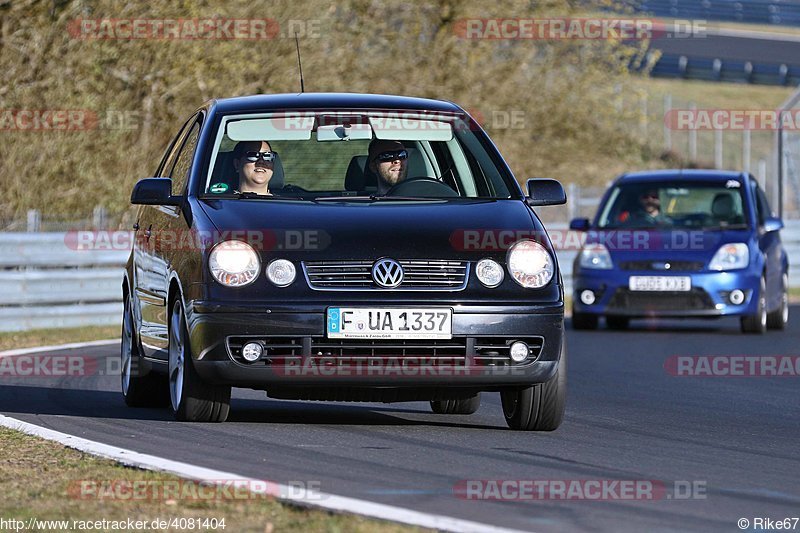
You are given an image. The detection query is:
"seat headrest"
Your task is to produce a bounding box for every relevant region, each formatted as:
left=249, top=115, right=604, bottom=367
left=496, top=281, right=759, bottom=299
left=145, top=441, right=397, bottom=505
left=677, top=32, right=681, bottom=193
left=345, top=155, right=378, bottom=191
left=711, top=193, right=733, bottom=218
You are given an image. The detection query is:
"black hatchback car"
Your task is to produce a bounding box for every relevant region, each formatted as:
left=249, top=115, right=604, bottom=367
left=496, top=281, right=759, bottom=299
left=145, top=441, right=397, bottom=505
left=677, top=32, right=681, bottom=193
left=122, top=93, right=567, bottom=430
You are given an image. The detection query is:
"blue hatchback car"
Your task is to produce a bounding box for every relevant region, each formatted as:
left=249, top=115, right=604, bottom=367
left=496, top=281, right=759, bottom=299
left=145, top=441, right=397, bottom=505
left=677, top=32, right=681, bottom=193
left=570, top=170, right=789, bottom=333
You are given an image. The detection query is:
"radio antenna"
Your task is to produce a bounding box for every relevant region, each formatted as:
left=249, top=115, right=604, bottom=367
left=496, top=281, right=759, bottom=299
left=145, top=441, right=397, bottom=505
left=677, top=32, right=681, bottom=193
left=295, top=32, right=305, bottom=93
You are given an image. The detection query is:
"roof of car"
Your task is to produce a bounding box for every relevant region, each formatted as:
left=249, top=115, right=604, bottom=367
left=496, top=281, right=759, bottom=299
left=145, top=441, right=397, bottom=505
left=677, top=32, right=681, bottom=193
left=617, top=169, right=748, bottom=183
left=209, top=93, right=463, bottom=114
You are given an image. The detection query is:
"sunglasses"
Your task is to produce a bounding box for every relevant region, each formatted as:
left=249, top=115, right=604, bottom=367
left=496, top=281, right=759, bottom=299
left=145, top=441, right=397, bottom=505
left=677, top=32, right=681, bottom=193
left=244, top=151, right=276, bottom=163
left=375, top=150, right=408, bottom=162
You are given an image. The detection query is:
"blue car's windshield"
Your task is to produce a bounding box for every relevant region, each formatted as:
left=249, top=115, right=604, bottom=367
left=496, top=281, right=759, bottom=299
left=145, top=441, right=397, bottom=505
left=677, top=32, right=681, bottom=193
left=597, top=180, right=749, bottom=230
left=202, top=111, right=514, bottom=200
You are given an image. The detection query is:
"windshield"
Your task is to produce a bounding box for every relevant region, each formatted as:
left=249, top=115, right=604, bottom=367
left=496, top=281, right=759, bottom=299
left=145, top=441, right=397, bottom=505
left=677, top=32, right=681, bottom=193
left=596, top=180, right=749, bottom=229
left=203, top=111, right=513, bottom=200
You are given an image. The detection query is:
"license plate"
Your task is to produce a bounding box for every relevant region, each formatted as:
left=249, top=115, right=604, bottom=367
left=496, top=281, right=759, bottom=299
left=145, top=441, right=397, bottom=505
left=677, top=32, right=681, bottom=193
left=629, top=276, right=691, bottom=292
left=327, top=308, right=453, bottom=339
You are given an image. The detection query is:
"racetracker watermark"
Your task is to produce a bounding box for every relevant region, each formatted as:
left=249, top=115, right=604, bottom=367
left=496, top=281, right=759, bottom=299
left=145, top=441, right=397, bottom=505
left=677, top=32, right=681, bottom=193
left=450, top=229, right=710, bottom=252
left=68, top=479, right=323, bottom=501
left=665, top=109, right=800, bottom=131
left=453, top=18, right=706, bottom=40
left=269, top=357, right=532, bottom=379
left=453, top=479, right=707, bottom=500
left=665, top=356, right=800, bottom=377
left=0, top=109, right=144, bottom=132
left=68, top=18, right=279, bottom=40
left=0, top=355, right=107, bottom=378
left=64, top=229, right=327, bottom=252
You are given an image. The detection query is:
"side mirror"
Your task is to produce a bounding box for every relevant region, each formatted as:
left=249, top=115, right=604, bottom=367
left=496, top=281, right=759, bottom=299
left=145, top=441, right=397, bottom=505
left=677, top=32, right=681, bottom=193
left=570, top=218, right=591, bottom=231
left=131, top=178, right=181, bottom=206
left=763, top=217, right=784, bottom=233
left=526, top=178, right=567, bottom=206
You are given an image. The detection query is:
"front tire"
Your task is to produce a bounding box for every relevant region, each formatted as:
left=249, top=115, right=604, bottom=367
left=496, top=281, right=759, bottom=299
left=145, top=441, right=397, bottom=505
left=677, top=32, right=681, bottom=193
left=741, top=276, right=767, bottom=334
left=766, top=272, right=789, bottom=330
left=169, top=300, right=231, bottom=422
left=121, top=295, right=169, bottom=408
left=430, top=394, right=481, bottom=415
left=501, top=342, right=566, bottom=431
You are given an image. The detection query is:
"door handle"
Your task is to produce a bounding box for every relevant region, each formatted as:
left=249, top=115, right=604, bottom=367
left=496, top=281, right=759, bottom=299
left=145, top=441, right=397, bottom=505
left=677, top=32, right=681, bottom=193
left=145, top=225, right=153, bottom=240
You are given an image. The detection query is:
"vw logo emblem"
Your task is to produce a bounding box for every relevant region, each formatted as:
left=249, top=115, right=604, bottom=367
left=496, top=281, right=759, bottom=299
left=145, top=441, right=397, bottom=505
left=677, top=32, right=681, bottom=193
left=372, top=258, right=404, bottom=288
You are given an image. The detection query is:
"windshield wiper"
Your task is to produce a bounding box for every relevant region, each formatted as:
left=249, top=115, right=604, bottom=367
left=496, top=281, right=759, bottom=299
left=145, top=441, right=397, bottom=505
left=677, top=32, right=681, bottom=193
left=236, top=192, right=305, bottom=200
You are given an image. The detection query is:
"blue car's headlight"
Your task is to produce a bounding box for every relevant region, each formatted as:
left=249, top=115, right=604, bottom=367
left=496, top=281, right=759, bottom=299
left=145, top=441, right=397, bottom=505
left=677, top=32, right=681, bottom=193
left=579, top=244, right=613, bottom=270
left=709, top=243, right=749, bottom=271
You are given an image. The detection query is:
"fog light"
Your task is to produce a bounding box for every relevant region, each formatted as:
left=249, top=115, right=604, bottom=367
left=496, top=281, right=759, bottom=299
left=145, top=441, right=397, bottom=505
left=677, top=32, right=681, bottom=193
left=729, top=289, right=745, bottom=305
left=241, top=342, right=263, bottom=362
left=580, top=289, right=596, bottom=305
left=509, top=341, right=529, bottom=363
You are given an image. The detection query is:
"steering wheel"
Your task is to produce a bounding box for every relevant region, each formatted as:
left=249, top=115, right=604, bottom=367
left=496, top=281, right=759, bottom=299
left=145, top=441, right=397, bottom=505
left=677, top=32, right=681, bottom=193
left=385, top=176, right=459, bottom=198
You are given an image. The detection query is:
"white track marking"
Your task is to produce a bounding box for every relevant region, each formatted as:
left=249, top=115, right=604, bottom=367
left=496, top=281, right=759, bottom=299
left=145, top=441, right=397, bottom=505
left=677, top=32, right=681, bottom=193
left=0, top=339, right=118, bottom=357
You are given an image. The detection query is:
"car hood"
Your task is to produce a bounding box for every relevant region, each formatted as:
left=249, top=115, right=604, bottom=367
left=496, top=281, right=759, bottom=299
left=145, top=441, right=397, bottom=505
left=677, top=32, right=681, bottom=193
left=585, top=228, right=752, bottom=265
left=198, top=198, right=548, bottom=260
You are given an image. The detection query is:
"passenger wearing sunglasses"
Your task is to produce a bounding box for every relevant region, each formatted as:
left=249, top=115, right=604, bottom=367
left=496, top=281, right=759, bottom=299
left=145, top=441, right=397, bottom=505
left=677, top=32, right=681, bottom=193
left=232, top=140, right=276, bottom=195
left=368, top=139, right=409, bottom=195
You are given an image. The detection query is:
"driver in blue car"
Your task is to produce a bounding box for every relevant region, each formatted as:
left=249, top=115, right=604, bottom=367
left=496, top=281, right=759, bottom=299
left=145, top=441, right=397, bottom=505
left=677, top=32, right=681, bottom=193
left=627, top=187, right=672, bottom=226
left=368, top=139, right=408, bottom=194
left=232, top=140, right=275, bottom=195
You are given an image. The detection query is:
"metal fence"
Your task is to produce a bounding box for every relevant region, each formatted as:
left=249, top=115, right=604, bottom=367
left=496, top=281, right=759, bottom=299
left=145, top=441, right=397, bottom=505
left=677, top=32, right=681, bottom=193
left=0, top=233, right=126, bottom=332
left=1, top=219, right=797, bottom=331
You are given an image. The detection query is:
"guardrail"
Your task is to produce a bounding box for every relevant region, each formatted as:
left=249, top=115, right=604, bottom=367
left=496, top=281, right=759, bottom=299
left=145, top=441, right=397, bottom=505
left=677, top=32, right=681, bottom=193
left=0, top=233, right=127, bottom=332
left=0, top=223, right=797, bottom=332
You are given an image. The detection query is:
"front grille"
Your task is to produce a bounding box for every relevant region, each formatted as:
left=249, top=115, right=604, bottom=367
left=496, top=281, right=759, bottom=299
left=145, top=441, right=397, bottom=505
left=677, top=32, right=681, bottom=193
left=226, top=335, right=543, bottom=366
left=607, top=288, right=715, bottom=311
left=302, top=260, right=469, bottom=291
left=619, top=260, right=704, bottom=272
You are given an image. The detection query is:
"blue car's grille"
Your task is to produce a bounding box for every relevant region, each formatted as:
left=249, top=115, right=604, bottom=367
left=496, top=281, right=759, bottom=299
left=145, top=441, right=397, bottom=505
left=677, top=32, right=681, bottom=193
left=619, top=260, right=704, bottom=272
left=302, top=260, right=469, bottom=291
left=607, top=288, right=715, bottom=311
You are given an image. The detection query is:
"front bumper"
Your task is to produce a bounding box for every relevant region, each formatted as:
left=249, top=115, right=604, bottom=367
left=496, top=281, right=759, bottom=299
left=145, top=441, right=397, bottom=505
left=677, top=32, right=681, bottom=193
left=186, top=301, right=564, bottom=388
left=573, top=268, right=760, bottom=317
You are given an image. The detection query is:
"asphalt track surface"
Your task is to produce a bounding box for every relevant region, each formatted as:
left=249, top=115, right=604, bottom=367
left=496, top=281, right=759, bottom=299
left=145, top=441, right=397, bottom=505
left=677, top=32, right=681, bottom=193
left=2, top=311, right=799, bottom=532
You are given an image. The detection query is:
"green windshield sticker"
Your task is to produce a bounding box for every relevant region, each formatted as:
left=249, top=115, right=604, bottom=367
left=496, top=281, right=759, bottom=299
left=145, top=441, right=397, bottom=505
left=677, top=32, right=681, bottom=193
left=209, top=183, right=229, bottom=193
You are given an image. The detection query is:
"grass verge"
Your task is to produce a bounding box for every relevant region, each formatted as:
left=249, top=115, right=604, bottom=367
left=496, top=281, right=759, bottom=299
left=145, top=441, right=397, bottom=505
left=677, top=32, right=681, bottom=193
left=0, top=325, right=121, bottom=352
left=0, top=427, right=424, bottom=533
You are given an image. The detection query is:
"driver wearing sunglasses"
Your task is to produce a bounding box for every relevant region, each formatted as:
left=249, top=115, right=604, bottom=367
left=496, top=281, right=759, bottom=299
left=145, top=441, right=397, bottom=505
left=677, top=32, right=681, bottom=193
left=368, top=139, right=409, bottom=195
left=232, top=140, right=276, bottom=195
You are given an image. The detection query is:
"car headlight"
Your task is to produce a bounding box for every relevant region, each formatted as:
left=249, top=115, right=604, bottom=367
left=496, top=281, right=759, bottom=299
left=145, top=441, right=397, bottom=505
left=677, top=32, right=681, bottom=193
left=709, top=243, right=749, bottom=271
left=476, top=258, right=504, bottom=287
left=579, top=243, right=613, bottom=270
left=266, top=259, right=296, bottom=287
left=507, top=240, right=554, bottom=288
left=208, top=240, right=261, bottom=287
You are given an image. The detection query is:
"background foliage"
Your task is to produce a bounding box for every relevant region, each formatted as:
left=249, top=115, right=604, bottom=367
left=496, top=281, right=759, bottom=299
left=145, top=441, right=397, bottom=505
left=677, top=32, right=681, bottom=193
left=0, top=0, right=653, bottom=219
